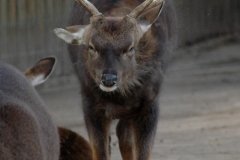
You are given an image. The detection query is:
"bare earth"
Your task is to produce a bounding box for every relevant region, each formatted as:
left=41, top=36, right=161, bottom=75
left=40, top=42, right=240, bottom=160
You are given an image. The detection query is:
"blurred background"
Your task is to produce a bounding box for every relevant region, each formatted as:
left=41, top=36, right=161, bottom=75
left=0, top=0, right=239, bottom=91
left=1, top=0, right=240, bottom=159
left=0, top=0, right=75, bottom=90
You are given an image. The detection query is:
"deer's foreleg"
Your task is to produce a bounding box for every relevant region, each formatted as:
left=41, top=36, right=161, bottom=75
left=132, top=102, right=159, bottom=160
left=84, top=111, right=111, bottom=160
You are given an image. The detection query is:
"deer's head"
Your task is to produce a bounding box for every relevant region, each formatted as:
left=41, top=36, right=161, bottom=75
left=54, top=0, right=165, bottom=93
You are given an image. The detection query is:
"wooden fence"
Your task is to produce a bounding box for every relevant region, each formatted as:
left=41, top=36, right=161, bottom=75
left=0, top=0, right=240, bottom=90
left=174, top=0, right=240, bottom=46
left=0, top=0, right=76, bottom=89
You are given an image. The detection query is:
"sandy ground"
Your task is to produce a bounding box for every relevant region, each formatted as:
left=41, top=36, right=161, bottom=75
left=40, top=42, right=240, bottom=160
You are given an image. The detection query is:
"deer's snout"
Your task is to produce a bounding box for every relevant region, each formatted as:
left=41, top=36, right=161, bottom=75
left=101, top=69, right=117, bottom=87
left=101, top=74, right=117, bottom=87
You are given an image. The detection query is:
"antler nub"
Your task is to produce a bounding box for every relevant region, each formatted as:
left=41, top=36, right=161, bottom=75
left=76, top=0, right=101, bottom=16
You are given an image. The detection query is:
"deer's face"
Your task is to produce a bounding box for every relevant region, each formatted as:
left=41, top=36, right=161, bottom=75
left=54, top=0, right=165, bottom=92
left=84, top=16, right=142, bottom=92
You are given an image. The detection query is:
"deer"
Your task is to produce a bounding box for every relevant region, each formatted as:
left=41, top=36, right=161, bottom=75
left=25, top=58, right=93, bottom=160
left=0, top=57, right=93, bottom=160
left=0, top=57, right=60, bottom=160
left=26, top=58, right=93, bottom=160
left=54, top=0, right=176, bottom=159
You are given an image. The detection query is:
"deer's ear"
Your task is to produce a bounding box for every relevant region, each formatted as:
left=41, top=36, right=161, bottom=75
left=24, top=57, right=56, bottom=86
left=137, top=1, right=165, bottom=33
left=53, top=25, right=88, bottom=45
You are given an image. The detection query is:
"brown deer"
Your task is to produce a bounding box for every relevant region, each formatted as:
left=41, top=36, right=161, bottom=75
left=0, top=57, right=59, bottom=160
left=54, top=0, right=176, bottom=159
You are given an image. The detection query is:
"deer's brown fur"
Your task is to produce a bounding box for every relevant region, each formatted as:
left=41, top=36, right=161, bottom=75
left=58, top=127, right=93, bottom=160
left=54, top=0, right=177, bottom=159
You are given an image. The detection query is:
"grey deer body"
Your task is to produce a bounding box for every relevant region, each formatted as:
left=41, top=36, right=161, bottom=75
left=0, top=58, right=59, bottom=160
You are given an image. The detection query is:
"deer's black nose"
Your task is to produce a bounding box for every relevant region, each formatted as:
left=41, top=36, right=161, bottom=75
left=101, top=74, right=117, bottom=87
left=101, top=69, right=117, bottom=87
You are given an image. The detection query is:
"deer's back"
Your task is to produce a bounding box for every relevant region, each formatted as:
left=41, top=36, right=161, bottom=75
left=0, top=62, right=59, bottom=160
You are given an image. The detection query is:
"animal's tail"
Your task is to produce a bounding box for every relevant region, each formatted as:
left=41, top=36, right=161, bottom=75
left=58, top=127, right=93, bottom=160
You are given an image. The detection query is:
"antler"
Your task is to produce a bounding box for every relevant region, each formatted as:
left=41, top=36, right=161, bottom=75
left=76, top=0, right=101, bottom=16
left=128, top=0, right=164, bottom=19
left=128, top=0, right=153, bottom=18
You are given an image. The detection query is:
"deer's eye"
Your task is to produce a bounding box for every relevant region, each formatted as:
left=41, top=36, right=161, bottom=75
left=88, top=45, right=98, bottom=57
left=88, top=45, right=95, bottom=51
left=126, top=47, right=135, bottom=57
left=129, top=47, right=135, bottom=52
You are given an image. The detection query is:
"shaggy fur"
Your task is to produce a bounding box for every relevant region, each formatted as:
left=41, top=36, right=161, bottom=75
left=55, top=0, right=177, bottom=159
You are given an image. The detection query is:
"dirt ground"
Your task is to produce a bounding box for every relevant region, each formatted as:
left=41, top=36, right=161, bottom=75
left=40, top=42, right=240, bottom=160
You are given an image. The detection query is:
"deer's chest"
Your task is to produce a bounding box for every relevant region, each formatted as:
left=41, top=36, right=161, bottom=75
left=96, top=96, right=142, bottom=119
